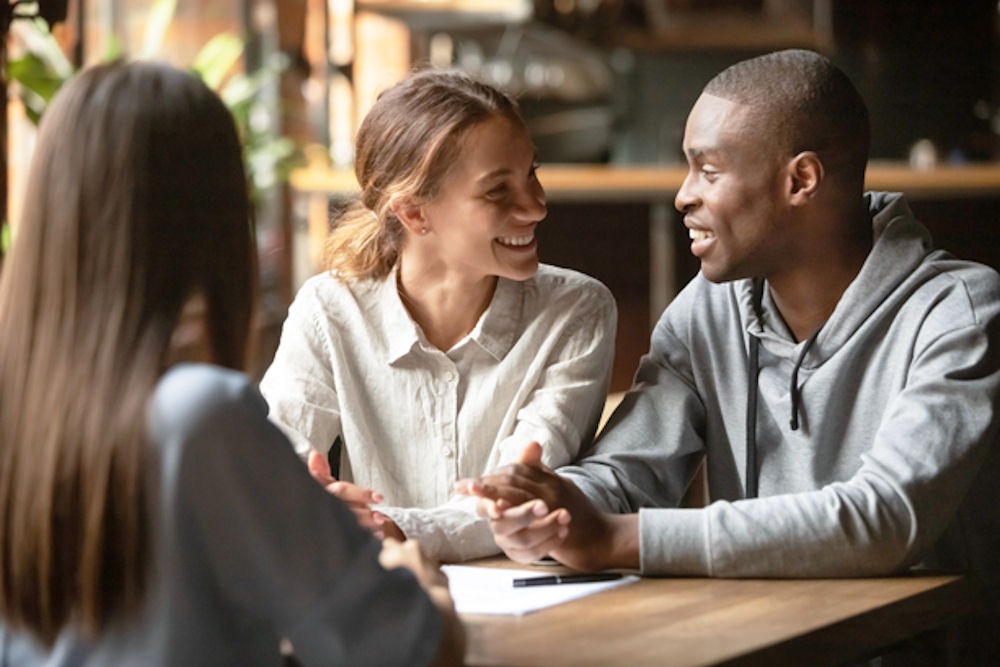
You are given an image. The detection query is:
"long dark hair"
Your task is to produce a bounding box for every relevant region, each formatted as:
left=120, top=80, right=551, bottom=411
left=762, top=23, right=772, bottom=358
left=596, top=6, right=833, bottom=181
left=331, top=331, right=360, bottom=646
left=0, top=60, right=255, bottom=644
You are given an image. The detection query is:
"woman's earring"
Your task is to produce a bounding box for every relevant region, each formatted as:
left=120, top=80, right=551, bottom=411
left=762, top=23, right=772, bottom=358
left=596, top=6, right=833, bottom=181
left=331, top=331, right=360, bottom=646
left=420, top=227, right=428, bottom=235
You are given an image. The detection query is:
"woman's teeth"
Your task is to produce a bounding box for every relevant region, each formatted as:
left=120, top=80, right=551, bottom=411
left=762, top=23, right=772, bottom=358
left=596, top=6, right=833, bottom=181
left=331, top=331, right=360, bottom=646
left=497, top=234, right=534, bottom=247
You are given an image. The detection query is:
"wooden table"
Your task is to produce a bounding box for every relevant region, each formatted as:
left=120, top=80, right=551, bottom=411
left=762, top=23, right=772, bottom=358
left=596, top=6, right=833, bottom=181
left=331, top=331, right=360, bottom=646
left=459, top=559, right=979, bottom=667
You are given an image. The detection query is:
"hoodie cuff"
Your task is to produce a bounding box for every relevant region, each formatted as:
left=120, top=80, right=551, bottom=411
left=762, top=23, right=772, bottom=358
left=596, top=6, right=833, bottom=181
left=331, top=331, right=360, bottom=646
left=639, top=507, right=711, bottom=576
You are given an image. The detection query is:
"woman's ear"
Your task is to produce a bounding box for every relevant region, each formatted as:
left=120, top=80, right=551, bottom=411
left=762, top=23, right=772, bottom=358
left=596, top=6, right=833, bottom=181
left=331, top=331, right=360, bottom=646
left=390, top=196, right=429, bottom=237
left=787, top=151, right=823, bottom=204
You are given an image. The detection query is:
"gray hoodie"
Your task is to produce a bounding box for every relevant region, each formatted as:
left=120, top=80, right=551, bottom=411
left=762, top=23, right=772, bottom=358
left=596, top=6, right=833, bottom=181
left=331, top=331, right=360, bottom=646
left=562, top=192, right=999, bottom=614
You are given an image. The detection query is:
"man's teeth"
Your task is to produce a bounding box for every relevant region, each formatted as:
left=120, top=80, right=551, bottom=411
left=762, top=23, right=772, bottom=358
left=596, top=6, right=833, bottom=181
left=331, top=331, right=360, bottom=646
left=498, top=234, right=534, bottom=246
left=689, top=229, right=714, bottom=242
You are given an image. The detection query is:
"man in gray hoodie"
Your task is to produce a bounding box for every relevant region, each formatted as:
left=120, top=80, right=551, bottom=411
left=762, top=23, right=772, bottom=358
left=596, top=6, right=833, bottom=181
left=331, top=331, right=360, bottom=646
left=460, top=49, right=1000, bottom=661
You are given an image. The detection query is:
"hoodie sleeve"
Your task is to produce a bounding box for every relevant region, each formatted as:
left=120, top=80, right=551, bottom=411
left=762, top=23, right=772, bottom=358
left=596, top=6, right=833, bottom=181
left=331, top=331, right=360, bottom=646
left=636, top=287, right=1000, bottom=577
left=558, top=281, right=710, bottom=516
left=563, top=269, right=1000, bottom=579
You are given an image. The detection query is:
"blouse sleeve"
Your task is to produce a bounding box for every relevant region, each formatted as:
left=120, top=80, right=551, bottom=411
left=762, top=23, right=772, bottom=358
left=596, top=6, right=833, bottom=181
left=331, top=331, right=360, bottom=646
left=150, top=365, right=442, bottom=667
left=493, top=283, right=618, bottom=470
left=259, top=290, right=342, bottom=459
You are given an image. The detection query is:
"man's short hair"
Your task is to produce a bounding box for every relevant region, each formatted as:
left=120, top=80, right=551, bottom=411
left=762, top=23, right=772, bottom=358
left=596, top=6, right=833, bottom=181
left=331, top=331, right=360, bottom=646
left=704, top=49, right=870, bottom=187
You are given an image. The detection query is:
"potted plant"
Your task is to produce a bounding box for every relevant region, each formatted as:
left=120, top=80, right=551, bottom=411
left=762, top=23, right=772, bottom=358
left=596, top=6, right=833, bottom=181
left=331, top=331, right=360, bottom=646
left=3, top=0, right=300, bottom=251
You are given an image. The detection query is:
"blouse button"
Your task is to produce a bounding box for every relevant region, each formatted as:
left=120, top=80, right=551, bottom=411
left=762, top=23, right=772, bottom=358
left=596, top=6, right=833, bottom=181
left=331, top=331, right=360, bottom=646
left=442, top=446, right=454, bottom=458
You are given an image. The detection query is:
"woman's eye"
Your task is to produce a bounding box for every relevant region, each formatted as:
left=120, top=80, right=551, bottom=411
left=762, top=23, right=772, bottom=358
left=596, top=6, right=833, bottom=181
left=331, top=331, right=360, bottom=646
left=485, top=185, right=508, bottom=200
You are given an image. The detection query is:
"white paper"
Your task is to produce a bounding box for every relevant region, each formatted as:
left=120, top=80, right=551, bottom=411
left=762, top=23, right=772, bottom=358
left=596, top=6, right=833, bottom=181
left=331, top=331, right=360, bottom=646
left=441, top=564, right=638, bottom=615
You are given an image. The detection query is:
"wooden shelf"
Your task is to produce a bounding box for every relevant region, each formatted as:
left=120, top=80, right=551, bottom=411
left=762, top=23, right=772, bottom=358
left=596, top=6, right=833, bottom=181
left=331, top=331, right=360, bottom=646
left=291, top=161, right=1000, bottom=202
left=357, top=0, right=531, bottom=27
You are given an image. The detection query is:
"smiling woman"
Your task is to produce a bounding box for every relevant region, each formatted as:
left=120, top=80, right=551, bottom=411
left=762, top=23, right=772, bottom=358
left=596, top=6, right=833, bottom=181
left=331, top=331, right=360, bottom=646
left=259, top=67, right=617, bottom=562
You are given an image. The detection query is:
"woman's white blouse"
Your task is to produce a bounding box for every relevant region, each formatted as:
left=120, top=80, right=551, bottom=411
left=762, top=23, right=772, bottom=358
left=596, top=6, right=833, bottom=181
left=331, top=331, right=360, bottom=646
left=259, top=264, right=617, bottom=561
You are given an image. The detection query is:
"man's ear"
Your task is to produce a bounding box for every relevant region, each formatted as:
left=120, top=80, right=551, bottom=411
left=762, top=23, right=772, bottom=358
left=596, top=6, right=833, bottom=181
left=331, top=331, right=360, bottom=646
left=390, top=196, right=428, bottom=236
left=787, top=151, right=823, bottom=204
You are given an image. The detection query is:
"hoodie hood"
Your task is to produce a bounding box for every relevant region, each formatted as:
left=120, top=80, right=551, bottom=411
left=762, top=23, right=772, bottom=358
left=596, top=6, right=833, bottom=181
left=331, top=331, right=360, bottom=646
left=738, top=192, right=940, bottom=454
left=739, top=191, right=936, bottom=364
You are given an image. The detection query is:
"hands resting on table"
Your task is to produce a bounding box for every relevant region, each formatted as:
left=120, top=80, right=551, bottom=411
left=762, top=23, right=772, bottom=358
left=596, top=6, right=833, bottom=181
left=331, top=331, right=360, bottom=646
left=303, top=439, right=639, bottom=572
left=455, top=442, right=639, bottom=572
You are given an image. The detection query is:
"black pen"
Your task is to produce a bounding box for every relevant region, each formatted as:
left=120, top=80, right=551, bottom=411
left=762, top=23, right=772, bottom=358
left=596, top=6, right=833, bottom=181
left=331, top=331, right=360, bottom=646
left=512, top=573, right=624, bottom=588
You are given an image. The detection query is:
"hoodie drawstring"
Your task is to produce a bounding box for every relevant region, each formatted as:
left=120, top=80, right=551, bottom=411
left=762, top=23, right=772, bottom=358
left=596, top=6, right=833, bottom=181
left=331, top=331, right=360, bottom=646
left=746, top=334, right=761, bottom=498
left=745, top=279, right=765, bottom=499
left=745, top=279, right=821, bottom=498
left=789, top=328, right=821, bottom=430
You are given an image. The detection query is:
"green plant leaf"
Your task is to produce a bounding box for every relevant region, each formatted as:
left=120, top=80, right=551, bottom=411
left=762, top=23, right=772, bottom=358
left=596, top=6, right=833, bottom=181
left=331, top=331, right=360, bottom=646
left=8, top=53, right=64, bottom=122
left=5, top=10, right=301, bottom=209
left=192, top=32, right=244, bottom=90
left=102, top=33, right=124, bottom=62
left=1, top=220, right=12, bottom=255
left=219, top=71, right=261, bottom=111
left=10, top=19, right=73, bottom=78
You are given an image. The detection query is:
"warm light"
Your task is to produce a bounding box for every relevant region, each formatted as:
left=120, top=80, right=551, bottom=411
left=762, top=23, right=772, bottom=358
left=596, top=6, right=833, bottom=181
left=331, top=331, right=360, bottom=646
left=554, top=0, right=575, bottom=15
left=328, top=0, right=354, bottom=66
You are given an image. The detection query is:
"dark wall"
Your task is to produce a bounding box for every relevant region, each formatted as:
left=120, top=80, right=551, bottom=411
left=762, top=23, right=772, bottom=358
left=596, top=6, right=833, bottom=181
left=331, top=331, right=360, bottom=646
left=833, top=0, right=997, bottom=162
left=607, top=1, right=998, bottom=165
left=535, top=203, right=652, bottom=392
left=907, top=197, right=1000, bottom=270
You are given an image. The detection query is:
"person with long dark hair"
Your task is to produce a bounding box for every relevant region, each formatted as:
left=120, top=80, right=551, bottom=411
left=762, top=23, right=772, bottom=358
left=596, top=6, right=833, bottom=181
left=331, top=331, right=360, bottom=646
left=0, top=60, right=463, bottom=667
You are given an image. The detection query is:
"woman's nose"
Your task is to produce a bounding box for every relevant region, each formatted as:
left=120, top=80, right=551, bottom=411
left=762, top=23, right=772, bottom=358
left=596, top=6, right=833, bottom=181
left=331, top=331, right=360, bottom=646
left=516, top=182, right=547, bottom=222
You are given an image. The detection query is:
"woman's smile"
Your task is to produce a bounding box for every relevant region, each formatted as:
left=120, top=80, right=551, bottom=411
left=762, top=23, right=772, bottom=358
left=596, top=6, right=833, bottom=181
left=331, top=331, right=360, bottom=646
left=495, top=233, right=536, bottom=250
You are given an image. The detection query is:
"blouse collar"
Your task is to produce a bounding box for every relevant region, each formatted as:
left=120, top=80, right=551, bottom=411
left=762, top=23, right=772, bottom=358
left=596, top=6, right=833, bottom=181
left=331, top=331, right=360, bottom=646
left=382, top=266, right=524, bottom=364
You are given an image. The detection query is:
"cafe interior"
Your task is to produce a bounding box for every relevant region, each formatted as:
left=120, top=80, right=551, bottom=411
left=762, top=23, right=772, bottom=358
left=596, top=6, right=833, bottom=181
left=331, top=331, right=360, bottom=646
left=0, top=2, right=997, bottom=663
left=2, top=0, right=998, bottom=388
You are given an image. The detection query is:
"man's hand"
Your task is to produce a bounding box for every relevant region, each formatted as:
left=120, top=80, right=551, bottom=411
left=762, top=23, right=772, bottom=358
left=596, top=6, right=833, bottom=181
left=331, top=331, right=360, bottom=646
left=457, top=442, right=635, bottom=571
left=307, top=449, right=403, bottom=540
left=456, top=442, right=569, bottom=562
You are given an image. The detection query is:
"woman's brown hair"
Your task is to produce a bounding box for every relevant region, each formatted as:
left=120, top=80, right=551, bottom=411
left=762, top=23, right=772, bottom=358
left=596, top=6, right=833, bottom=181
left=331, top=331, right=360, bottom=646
left=0, top=60, right=255, bottom=644
left=324, top=67, right=527, bottom=280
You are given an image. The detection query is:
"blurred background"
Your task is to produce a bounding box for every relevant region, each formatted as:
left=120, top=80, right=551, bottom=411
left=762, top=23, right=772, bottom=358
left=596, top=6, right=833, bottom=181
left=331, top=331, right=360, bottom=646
left=1, top=0, right=999, bottom=386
